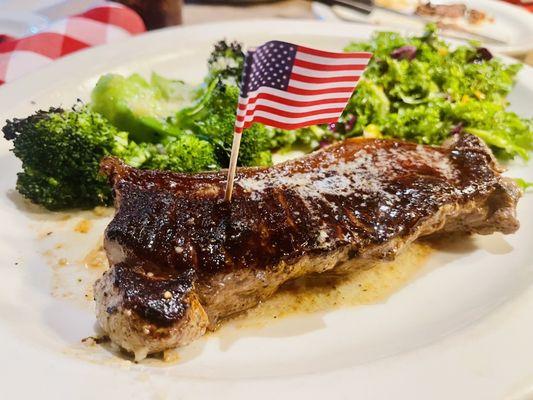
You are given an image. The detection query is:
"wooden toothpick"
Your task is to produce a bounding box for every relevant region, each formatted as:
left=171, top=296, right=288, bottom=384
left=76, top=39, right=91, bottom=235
left=224, top=129, right=242, bottom=202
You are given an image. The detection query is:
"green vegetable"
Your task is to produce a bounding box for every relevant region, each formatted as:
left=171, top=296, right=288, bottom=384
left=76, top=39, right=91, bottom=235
left=269, top=125, right=334, bottom=153
left=6, top=31, right=531, bottom=211
left=144, top=135, right=218, bottom=172
left=2, top=107, right=149, bottom=210
left=342, top=24, right=533, bottom=159
left=514, top=178, right=533, bottom=191
left=174, top=78, right=272, bottom=167
left=91, top=73, right=183, bottom=142
left=150, top=72, right=193, bottom=103
left=205, top=40, right=245, bottom=87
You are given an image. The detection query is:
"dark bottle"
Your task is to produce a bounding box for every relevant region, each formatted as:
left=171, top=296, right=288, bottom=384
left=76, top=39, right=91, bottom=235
left=116, top=0, right=183, bottom=30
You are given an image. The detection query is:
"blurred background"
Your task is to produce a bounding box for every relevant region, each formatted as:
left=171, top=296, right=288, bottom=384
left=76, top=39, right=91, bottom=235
left=0, top=0, right=532, bottom=63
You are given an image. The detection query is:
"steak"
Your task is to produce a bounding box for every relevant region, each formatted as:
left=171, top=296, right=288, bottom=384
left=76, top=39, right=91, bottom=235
left=94, top=134, right=521, bottom=360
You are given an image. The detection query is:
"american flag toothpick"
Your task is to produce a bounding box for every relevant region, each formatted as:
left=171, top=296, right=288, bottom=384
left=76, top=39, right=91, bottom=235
left=224, top=40, right=372, bottom=202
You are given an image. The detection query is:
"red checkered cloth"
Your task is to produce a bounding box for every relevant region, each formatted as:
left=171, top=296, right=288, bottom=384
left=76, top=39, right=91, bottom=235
left=0, top=2, right=145, bottom=85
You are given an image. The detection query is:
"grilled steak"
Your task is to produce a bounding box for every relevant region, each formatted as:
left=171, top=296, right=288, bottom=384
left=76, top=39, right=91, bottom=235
left=95, top=135, right=520, bottom=360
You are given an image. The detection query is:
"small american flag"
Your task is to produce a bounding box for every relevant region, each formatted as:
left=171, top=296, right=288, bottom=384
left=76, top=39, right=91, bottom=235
left=234, top=40, right=372, bottom=134
left=224, top=40, right=372, bottom=201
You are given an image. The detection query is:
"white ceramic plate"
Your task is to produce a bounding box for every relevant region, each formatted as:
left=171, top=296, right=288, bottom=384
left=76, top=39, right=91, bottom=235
left=0, top=20, right=532, bottom=400
left=313, top=0, right=533, bottom=55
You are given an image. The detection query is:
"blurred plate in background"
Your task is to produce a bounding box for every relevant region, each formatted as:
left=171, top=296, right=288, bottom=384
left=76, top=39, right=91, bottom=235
left=313, top=0, right=533, bottom=54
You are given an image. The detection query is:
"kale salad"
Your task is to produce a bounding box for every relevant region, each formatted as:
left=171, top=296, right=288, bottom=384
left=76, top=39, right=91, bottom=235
left=3, top=25, right=532, bottom=210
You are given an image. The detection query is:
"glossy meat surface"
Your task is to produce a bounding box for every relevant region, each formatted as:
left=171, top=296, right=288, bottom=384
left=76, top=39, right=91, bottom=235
left=95, top=135, right=521, bottom=357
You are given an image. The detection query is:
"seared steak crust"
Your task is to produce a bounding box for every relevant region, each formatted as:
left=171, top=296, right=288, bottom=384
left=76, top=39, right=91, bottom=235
left=95, top=135, right=520, bottom=358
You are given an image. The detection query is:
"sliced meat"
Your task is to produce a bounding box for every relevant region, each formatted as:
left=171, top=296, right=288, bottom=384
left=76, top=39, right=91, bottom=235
left=94, top=135, right=521, bottom=359
left=416, top=2, right=467, bottom=18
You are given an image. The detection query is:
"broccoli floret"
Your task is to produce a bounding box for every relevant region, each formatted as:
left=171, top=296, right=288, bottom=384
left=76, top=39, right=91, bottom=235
left=175, top=79, right=272, bottom=167
left=206, top=40, right=245, bottom=87
left=2, top=107, right=149, bottom=210
left=144, top=135, right=218, bottom=172
left=204, top=40, right=333, bottom=154
left=178, top=40, right=267, bottom=166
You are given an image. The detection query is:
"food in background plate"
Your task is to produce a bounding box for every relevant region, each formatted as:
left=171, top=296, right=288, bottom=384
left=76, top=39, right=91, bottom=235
left=416, top=2, right=494, bottom=25
left=416, top=2, right=467, bottom=18
left=94, top=134, right=520, bottom=359
left=467, top=9, right=492, bottom=25
left=375, top=0, right=420, bottom=11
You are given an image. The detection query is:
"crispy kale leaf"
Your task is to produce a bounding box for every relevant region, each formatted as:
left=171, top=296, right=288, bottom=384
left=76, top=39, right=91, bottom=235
left=342, top=25, right=532, bottom=159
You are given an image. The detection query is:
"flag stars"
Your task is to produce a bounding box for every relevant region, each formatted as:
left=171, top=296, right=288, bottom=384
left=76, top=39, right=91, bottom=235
left=241, top=40, right=298, bottom=95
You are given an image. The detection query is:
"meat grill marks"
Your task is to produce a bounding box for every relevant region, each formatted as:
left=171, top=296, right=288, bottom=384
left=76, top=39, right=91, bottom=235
left=95, top=134, right=521, bottom=358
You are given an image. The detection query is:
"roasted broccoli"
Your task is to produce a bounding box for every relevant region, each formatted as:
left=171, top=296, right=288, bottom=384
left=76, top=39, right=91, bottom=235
left=143, top=135, right=218, bottom=172
left=205, top=40, right=245, bottom=87
left=2, top=107, right=151, bottom=210
left=175, top=78, right=272, bottom=167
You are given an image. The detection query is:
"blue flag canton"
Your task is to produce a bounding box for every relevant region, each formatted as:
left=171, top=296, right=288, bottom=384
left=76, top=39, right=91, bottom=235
left=240, top=40, right=297, bottom=97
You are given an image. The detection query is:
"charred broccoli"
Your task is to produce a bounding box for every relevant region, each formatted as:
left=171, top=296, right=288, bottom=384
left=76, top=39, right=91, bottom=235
left=2, top=107, right=151, bottom=210
left=143, top=135, right=218, bottom=173
left=168, top=40, right=271, bottom=167
left=206, top=40, right=245, bottom=86
left=175, top=79, right=272, bottom=167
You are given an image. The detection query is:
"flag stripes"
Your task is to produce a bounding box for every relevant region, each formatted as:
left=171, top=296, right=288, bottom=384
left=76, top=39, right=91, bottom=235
left=234, top=41, right=371, bottom=134
left=225, top=40, right=372, bottom=200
